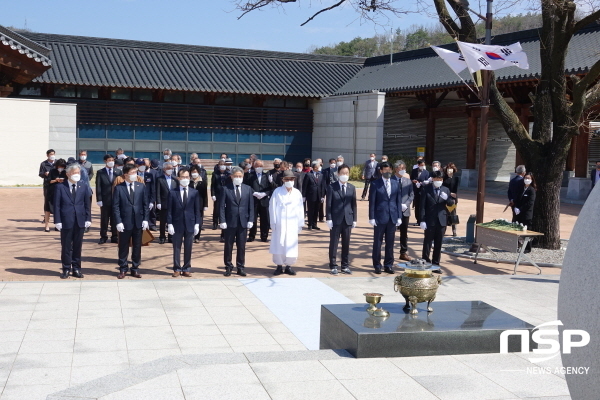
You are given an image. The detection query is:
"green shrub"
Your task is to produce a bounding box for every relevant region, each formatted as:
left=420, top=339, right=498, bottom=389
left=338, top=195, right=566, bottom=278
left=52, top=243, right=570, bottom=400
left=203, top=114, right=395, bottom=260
left=350, top=165, right=363, bottom=181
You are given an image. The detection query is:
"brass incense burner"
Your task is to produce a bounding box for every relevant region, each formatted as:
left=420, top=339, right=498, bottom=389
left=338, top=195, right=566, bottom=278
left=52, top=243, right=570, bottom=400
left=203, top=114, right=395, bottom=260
left=394, top=259, right=442, bottom=314
left=363, top=293, right=390, bottom=317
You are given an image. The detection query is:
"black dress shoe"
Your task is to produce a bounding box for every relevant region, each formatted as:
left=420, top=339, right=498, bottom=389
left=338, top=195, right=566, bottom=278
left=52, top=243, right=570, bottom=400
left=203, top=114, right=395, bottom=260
left=307, top=226, right=313, bottom=230
left=313, top=226, right=321, bottom=230
left=60, top=270, right=70, bottom=279
left=84, top=227, right=89, bottom=234
left=219, top=237, right=225, bottom=243
left=117, top=272, right=126, bottom=279
left=384, top=266, right=395, bottom=274
left=150, top=226, right=158, bottom=232
left=374, top=266, right=382, bottom=274
left=72, top=270, right=84, bottom=279
left=110, top=237, right=118, bottom=243
left=284, top=266, right=296, bottom=276
left=98, top=238, right=107, bottom=244
left=130, top=271, right=142, bottom=278
left=159, top=238, right=165, bottom=244
left=194, top=238, right=199, bottom=244
left=247, top=237, right=255, bottom=242
left=212, top=223, right=217, bottom=230
left=223, top=267, right=232, bottom=277
left=237, top=268, right=247, bottom=277
left=432, top=268, right=442, bottom=274
left=44, top=228, right=50, bottom=232
left=261, top=238, right=268, bottom=242
left=273, top=265, right=283, bottom=276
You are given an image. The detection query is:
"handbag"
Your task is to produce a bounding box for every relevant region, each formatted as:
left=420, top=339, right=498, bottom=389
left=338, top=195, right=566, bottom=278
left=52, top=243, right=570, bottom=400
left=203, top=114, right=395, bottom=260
left=447, top=213, right=460, bottom=225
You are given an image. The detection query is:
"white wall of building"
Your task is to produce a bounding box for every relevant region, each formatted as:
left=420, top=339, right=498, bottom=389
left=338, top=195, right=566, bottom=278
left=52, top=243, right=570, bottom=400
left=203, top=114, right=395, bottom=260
left=0, top=98, right=50, bottom=186
left=311, top=91, right=385, bottom=166
left=49, top=102, right=77, bottom=159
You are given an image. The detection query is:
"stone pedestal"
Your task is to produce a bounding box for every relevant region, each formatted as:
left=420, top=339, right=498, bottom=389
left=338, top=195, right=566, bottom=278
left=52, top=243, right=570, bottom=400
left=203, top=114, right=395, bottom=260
left=460, top=169, right=478, bottom=189
left=562, top=170, right=575, bottom=187
left=320, top=301, right=536, bottom=358
left=567, top=177, right=592, bottom=200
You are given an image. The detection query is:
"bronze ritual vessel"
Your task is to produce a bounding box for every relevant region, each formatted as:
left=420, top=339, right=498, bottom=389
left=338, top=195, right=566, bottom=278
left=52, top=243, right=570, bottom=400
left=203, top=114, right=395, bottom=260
left=394, top=259, right=442, bottom=314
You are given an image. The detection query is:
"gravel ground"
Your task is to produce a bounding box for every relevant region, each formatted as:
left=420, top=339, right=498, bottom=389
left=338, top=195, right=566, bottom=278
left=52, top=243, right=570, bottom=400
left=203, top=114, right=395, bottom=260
left=442, top=236, right=567, bottom=265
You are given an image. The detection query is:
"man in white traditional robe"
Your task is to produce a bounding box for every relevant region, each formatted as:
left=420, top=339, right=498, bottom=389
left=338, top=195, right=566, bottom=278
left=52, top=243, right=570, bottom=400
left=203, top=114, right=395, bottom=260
left=269, top=170, right=304, bottom=276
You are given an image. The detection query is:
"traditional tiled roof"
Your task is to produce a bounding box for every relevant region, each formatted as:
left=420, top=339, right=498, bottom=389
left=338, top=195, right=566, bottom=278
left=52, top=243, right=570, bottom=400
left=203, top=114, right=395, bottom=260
left=334, top=22, right=600, bottom=95
left=0, top=26, right=51, bottom=66
left=19, top=31, right=365, bottom=98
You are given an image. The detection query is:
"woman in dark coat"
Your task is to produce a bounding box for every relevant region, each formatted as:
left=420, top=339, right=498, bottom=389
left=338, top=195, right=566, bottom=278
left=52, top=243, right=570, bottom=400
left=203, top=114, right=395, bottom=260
left=211, top=160, right=231, bottom=242
left=514, top=173, right=536, bottom=252
left=45, top=158, right=67, bottom=232
left=189, top=164, right=208, bottom=243
left=443, top=162, right=460, bottom=236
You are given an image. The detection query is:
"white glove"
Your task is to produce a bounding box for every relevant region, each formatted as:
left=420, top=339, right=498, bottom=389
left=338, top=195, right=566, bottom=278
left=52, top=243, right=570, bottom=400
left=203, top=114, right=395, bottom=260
left=326, top=220, right=333, bottom=229
left=157, top=204, right=162, bottom=210
left=116, top=223, right=125, bottom=232
left=97, top=201, right=103, bottom=207
left=204, top=207, right=209, bottom=211
left=55, top=223, right=62, bottom=231
left=415, top=182, right=421, bottom=188
left=194, top=224, right=199, bottom=236
left=427, top=177, right=433, bottom=183
left=168, top=224, right=175, bottom=235
left=396, top=218, right=402, bottom=226
left=440, top=192, right=448, bottom=200
left=85, top=221, right=91, bottom=228
left=253, top=192, right=261, bottom=198
left=514, top=208, right=521, bottom=215
left=401, top=204, right=408, bottom=212
left=142, top=221, right=149, bottom=230
left=258, top=192, right=267, bottom=199
left=420, top=222, right=427, bottom=230
left=320, top=198, right=325, bottom=203
left=369, top=219, right=377, bottom=227
left=212, top=196, right=217, bottom=201
left=352, top=222, right=357, bottom=228
left=219, top=222, right=227, bottom=229
left=268, top=175, right=273, bottom=183
left=149, top=203, right=154, bottom=210
left=247, top=222, right=253, bottom=229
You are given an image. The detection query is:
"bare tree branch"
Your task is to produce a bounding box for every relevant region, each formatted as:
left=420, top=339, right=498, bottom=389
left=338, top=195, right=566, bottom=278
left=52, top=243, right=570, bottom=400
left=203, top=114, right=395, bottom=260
left=573, top=8, right=600, bottom=32
left=301, top=0, right=347, bottom=26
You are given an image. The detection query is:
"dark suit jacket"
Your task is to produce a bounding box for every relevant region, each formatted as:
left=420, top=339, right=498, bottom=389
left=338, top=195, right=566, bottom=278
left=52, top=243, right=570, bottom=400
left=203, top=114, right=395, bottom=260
left=95, top=167, right=123, bottom=204
left=508, top=175, right=524, bottom=202
left=39, top=160, right=54, bottom=185
left=368, top=178, right=402, bottom=225
left=248, top=172, right=273, bottom=207
left=211, top=171, right=230, bottom=199
left=140, top=171, right=156, bottom=204
left=322, top=167, right=338, bottom=185
left=113, top=181, right=149, bottom=230
left=302, top=171, right=325, bottom=201
left=167, top=187, right=201, bottom=233
left=219, top=182, right=254, bottom=228
left=294, top=171, right=306, bottom=191
left=443, top=175, right=460, bottom=195
left=392, top=175, right=415, bottom=217
left=419, top=185, right=455, bottom=227
left=54, top=180, right=91, bottom=229
left=157, top=175, right=179, bottom=207
left=363, top=160, right=379, bottom=180
left=591, top=168, right=600, bottom=188
left=326, top=182, right=357, bottom=226
left=514, top=185, right=536, bottom=221
left=410, top=168, right=430, bottom=183
left=190, top=170, right=208, bottom=209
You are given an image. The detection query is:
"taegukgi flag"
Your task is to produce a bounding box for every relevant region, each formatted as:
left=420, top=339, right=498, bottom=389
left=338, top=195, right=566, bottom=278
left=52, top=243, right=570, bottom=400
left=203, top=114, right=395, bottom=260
left=430, top=46, right=467, bottom=74
left=456, top=41, right=529, bottom=73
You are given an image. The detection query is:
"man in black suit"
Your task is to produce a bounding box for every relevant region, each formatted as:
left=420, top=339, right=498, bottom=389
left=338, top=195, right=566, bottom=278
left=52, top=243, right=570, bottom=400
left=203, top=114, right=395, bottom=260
left=219, top=167, right=254, bottom=277
left=113, top=164, right=149, bottom=279
left=508, top=165, right=526, bottom=222
left=147, top=159, right=160, bottom=231
left=156, top=162, right=179, bottom=244
left=54, top=163, right=91, bottom=279
left=326, top=164, right=357, bottom=275
left=322, top=158, right=339, bottom=186
left=592, top=161, right=600, bottom=189
left=368, top=162, right=403, bottom=274
left=410, top=159, right=430, bottom=225
left=96, top=154, right=122, bottom=244
left=302, top=161, right=325, bottom=230
left=420, top=170, right=455, bottom=271
left=248, top=159, right=272, bottom=242
left=361, top=153, right=379, bottom=200
left=167, top=168, right=201, bottom=277
left=392, top=160, right=414, bottom=261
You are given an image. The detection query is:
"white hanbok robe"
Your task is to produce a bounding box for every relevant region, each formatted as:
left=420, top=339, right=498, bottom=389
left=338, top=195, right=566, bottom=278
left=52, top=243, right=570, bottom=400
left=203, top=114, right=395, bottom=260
left=269, top=186, right=304, bottom=259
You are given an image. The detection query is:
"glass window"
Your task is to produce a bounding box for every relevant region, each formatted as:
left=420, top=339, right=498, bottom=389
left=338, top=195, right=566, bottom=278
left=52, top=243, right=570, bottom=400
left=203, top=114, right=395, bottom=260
left=215, top=94, right=234, bottom=105
left=235, top=95, right=253, bottom=106
left=135, top=126, right=161, bottom=140
left=262, top=131, right=286, bottom=143
left=79, top=125, right=106, bottom=138
left=287, top=132, right=311, bottom=145
left=77, top=87, right=99, bottom=99
left=132, top=89, right=153, bottom=101
left=213, top=129, right=237, bottom=142
left=188, top=129, right=212, bottom=141
left=134, top=152, right=160, bottom=160
left=107, top=125, right=134, bottom=139
left=198, top=153, right=213, bottom=160
left=264, top=97, right=285, bottom=107
left=185, top=92, right=205, bottom=104
left=237, top=130, right=261, bottom=143
left=286, top=98, right=308, bottom=108
left=19, top=86, right=41, bottom=96
left=54, top=85, right=76, bottom=98
left=87, top=151, right=107, bottom=164
left=164, top=91, right=184, bottom=103
left=110, top=88, right=131, bottom=100
left=162, top=127, right=187, bottom=141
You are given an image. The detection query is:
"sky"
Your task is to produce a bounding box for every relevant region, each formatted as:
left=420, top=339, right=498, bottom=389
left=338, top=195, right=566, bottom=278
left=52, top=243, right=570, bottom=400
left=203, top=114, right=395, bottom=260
left=2, top=0, right=441, bottom=53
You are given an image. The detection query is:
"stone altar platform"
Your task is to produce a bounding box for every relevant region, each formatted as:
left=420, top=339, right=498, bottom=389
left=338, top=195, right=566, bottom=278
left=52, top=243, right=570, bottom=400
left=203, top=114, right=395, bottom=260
left=320, top=301, right=537, bottom=358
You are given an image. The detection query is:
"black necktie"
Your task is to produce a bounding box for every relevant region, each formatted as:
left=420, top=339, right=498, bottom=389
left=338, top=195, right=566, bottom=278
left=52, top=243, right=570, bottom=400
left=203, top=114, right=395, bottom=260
left=183, top=187, right=188, bottom=207
left=236, top=185, right=241, bottom=202
left=435, top=189, right=440, bottom=199
left=129, top=183, right=134, bottom=201
left=108, top=168, right=112, bottom=182
left=71, top=184, right=76, bottom=200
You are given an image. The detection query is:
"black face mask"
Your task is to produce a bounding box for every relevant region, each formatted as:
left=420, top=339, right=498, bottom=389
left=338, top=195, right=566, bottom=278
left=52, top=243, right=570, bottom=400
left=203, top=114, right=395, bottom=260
left=273, top=164, right=280, bottom=169
left=305, top=163, right=310, bottom=167
left=382, top=172, right=392, bottom=179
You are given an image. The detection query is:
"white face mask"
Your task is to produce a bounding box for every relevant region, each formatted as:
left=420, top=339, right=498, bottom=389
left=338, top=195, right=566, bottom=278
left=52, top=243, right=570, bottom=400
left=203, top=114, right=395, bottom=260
left=397, top=170, right=406, bottom=176
left=226, top=165, right=232, bottom=171
left=128, top=174, right=137, bottom=182
left=524, top=179, right=532, bottom=185
left=164, top=169, right=173, bottom=176
left=232, top=177, right=243, bottom=186
left=173, top=160, right=179, bottom=165
left=138, top=166, right=146, bottom=172
left=221, top=158, right=226, bottom=161
left=191, top=172, right=199, bottom=179
left=219, top=165, right=226, bottom=171
left=70, top=174, right=81, bottom=182
left=163, top=154, right=170, bottom=160
left=57, top=168, right=64, bottom=173
left=284, top=181, right=294, bottom=188
left=336, top=161, right=343, bottom=167
left=338, top=174, right=349, bottom=183
left=80, top=155, right=87, bottom=161
left=245, top=163, right=251, bottom=169
left=195, top=164, right=202, bottom=169
left=107, top=161, right=115, bottom=168
left=370, top=157, right=375, bottom=161
left=49, top=155, right=56, bottom=161
left=330, top=163, right=336, bottom=169
left=432, top=167, right=439, bottom=172
left=382, top=159, right=388, bottom=163
left=419, top=166, right=425, bottom=170
left=318, top=166, right=322, bottom=171
left=433, top=180, right=443, bottom=188
left=179, top=178, right=190, bottom=187
left=255, top=167, right=263, bottom=174
left=447, top=169, right=454, bottom=174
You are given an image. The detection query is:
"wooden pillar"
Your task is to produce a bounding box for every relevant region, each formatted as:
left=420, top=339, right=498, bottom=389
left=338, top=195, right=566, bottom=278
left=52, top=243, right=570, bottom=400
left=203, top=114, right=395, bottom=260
left=575, top=121, right=590, bottom=177
left=566, top=136, right=577, bottom=171
left=466, top=112, right=478, bottom=169
left=425, top=108, right=435, bottom=165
